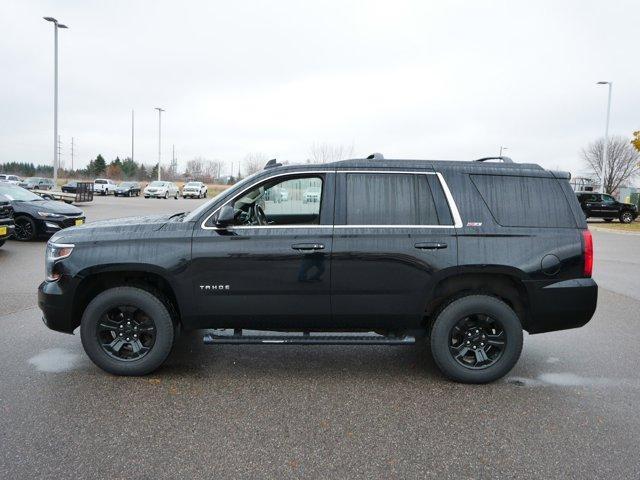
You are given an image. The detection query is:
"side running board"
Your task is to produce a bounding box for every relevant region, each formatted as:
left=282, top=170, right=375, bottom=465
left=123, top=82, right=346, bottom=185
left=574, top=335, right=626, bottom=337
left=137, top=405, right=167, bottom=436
left=203, top=331, right=416, bottom=346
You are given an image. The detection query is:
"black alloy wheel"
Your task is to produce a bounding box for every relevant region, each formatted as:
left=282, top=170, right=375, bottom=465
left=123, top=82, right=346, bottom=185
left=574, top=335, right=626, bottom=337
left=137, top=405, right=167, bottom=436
left=620, top=212, right=633, bottom=224
left=429, top=295, right=523, bottom=383
left=14, top=216, right=37, bottom=241
left=80, top=287, right=176, bottom=375
left=449, top=314, right=506, bottom=369
left=96, top=305, right=156, bottom=361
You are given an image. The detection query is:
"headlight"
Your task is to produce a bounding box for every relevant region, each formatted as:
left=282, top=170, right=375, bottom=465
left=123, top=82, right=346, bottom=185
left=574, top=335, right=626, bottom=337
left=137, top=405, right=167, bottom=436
left=38, top=211, right=63, bottom=218
left=45, top=242, right=74, bottom=281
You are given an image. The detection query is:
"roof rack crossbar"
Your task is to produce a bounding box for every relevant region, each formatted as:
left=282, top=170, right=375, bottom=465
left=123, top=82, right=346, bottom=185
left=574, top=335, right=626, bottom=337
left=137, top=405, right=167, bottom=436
left=475, top=156, right=514, bottom=163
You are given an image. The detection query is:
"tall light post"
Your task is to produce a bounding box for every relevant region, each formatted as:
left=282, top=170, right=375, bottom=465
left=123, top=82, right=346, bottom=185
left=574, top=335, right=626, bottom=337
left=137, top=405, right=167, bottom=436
left=154, top=107, right=165, bottom=181
left=597, top=81, right=612, bottom=193
left=43, top=17, right=68, bottom=185
left=499, top=146, right=508, bottom=157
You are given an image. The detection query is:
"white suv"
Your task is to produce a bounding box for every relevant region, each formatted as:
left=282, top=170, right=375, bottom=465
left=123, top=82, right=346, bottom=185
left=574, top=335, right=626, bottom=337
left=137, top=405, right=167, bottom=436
left=93, top=179, right=117, bottom=195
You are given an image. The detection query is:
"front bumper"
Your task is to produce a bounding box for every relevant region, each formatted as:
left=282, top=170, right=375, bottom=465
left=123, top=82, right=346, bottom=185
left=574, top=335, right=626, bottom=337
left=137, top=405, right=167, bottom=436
left=524, top=278, right=598, bottom=334
left=38, top=278, right=78, bottom=334
left=145, top=191, right=168, bottom=197
left=41, top=216, right=86, bottom=234
left=0, top=221, right=15, bottom=240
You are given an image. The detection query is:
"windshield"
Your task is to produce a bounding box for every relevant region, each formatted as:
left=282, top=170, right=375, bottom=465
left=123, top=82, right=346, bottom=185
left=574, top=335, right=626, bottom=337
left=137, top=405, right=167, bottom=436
left=24, top=177, right=41, bottom=183
left=183, top=172, right=260, bottom=222
left=149, top=181, right=166, bottom=187
left=0, top=184, right=43, bottom=201
left=186, top=182, right=201, bottom=187
left=119, top=182, right=136, bottom=187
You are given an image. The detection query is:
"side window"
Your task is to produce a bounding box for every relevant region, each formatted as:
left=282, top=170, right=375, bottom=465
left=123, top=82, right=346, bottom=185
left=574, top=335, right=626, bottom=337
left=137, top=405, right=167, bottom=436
left=345, top=173, right=440, bottom=225
left=470, top=174, right=575, bottom=228
left=229, top=175, right=323, bottom=226
left=602, top=194, right=615, bottom=204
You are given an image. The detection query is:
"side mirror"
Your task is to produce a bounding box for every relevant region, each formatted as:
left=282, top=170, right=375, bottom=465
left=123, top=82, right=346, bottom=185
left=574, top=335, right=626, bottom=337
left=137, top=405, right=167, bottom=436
left=216, top=205, right=235, bottom=228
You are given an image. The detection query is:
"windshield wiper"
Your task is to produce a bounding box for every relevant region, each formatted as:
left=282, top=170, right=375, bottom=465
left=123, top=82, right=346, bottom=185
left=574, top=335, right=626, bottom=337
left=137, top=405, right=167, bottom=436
left=168, top=212, right=188, bottom=221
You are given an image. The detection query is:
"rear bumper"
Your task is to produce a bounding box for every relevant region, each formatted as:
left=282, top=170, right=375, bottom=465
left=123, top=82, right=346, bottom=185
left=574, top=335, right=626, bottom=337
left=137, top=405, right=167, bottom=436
left=524, top=278, right=598, bottom=334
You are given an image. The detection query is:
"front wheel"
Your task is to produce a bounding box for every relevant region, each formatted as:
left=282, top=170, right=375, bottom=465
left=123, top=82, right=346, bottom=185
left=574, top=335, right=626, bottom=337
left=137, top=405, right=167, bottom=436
left=620, top=211, right=634, bottom=224
left=429, top=295, right=523, bottom=384
left=80, top=287, right=175, bottom=376
left=14, top=215, right=37, bottom=241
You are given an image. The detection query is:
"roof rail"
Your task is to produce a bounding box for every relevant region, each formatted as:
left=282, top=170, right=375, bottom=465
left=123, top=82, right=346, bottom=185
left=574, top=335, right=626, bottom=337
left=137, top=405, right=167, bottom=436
left=366, top=152, right=384, bottom=160
left=263, top=159, right=282, bottom=169
left=475, top=156, right=514, bottom=163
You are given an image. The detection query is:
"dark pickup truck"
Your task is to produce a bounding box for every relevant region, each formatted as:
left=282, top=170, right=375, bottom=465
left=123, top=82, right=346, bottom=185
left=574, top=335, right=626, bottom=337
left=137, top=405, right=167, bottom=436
left=39, top=155, right=597, bottom=383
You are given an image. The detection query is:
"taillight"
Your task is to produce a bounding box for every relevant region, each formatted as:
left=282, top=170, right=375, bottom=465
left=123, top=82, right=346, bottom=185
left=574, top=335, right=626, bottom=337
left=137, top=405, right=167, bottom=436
left=582, top=230, right=593, bottom=278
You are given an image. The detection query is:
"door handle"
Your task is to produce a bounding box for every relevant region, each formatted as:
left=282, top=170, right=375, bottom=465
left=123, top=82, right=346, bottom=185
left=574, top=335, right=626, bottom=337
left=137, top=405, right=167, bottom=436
left=291, top=243, right=325, bottom=251
left=414, top=242, right=447, bottom=250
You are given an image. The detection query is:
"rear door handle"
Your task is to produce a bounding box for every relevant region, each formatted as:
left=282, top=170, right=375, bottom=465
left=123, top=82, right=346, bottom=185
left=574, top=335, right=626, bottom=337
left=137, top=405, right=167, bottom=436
left=414, top=242, right=447, bottom=250
left=291, top=243, right=325, bottom=251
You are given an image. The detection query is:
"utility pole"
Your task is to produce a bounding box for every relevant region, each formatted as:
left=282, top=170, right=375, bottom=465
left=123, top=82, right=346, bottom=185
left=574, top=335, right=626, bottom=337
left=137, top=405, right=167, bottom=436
left=596, top=81, right=613, bottom=194
left=71, top=137, right=74, bottom=171
left=154, top=107, right=165, bottom=181
left=131, top=109, right=135, bottom=162
left=43, top=17, right=68, bottom=184
left=57, top=135, right=63, bottom=170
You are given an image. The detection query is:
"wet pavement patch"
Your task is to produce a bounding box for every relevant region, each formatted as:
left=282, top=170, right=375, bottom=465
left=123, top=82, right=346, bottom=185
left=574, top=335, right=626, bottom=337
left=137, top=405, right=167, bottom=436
left=28, top=348, right=81, bottom=373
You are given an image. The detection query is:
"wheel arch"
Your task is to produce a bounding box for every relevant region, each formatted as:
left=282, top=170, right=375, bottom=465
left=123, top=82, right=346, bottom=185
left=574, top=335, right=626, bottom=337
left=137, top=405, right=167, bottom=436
left=71, top=265, right=182, bottom=332
left=424, top=269, right=530, bottom=331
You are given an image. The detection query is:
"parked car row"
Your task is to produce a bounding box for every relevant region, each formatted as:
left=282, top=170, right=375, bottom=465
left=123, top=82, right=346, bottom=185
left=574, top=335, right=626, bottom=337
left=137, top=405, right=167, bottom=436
left=0, top=183, right=85, bottom=243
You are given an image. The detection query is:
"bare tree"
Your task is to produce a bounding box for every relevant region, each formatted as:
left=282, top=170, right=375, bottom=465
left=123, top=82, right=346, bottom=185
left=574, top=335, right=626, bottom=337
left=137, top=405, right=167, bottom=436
left=582, top=136, right=640, bottom=194
left=307, top=142, right=354, bottom=164
left=185, top=157, right=205, bottom=179
left=203, top=159, right=224, bottom=181
left=243, top=152, right=268, bottom=176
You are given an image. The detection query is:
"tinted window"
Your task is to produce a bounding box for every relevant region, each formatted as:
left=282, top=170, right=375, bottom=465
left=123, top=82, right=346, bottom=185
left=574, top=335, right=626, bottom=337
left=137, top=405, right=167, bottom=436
left=346, top=173, right=440, bottom=225
left=471, top=174, right=575, bottom=228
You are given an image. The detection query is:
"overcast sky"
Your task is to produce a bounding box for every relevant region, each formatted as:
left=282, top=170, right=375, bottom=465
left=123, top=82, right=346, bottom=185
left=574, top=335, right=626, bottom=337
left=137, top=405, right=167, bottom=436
left=1, top=0, right=638, bottom=176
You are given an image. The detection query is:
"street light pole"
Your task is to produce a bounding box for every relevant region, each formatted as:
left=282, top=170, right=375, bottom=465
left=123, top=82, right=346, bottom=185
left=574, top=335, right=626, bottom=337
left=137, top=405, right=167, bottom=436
left=43, top=17, right=68, bottom=185
left=154, top=107, right=165, bottom=181
left=597, top=81, right=612, bottom=194
left=131, top=109, right=135, bottom=163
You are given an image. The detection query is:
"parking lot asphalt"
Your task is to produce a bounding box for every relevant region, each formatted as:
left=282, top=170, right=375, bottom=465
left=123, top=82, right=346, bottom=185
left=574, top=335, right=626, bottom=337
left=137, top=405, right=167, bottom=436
left=1, top=196, right=639, bottom=479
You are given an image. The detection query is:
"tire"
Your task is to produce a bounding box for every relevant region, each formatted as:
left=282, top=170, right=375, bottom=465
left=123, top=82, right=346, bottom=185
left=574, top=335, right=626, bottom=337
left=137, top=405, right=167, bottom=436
left=429, top=295, right=523, bottom=384
left=14, top=215, right=37, bottom=241
left=604, top=218, right=613, bottom=223
left=164, top=192, right=168, bottom=199
left=620, top=211, right=634, bottom=224
left=80, top=287, right=175, bottom=376
left=0, top=240, right=5, bottom=247
left=144, top=196, right=149, bottom=199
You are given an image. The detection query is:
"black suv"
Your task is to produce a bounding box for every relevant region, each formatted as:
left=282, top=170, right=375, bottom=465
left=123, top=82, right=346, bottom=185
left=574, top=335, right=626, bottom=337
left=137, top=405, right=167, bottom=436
left=38, top=156, right=597, bottom=383
left=576, top=192, right=638, bottom=223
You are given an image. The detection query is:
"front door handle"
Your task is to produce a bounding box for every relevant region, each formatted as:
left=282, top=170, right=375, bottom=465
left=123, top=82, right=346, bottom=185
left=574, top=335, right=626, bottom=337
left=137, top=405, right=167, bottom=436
left=291, top=243, right=325, bottom=251
left=414, top=242, right=447, bottom=250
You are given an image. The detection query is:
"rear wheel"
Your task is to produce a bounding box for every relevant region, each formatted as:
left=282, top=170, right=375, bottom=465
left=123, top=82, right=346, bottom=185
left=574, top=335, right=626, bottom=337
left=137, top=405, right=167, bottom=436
left=429, top=295, right=523, bottom=384
left=80, top=287, right=175, bottom=376
left=0, top=240, right=5, bottom=247
left=620, top=211, right=634, bottom=223
left=14, top=215, right=37, bottom=241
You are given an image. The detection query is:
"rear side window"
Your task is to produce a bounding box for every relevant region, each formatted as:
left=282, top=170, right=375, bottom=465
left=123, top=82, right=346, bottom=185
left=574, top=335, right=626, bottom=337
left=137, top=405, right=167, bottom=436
left=470, top=174, right=575, bottom=228
left=346, top=173, right=441, bottom=225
